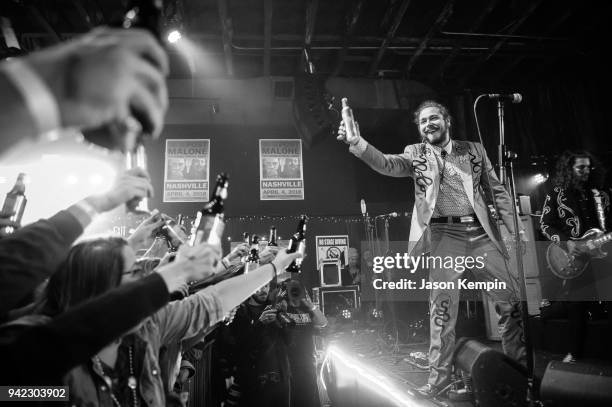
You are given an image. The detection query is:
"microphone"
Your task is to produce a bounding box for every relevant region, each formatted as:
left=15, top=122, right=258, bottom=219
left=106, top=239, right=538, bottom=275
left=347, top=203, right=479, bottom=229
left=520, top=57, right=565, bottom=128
left=360, top=199, right=367, bottom=217
left=487, top=93, right=522, bottom=104
left=375, top=212, right=399, bottom=218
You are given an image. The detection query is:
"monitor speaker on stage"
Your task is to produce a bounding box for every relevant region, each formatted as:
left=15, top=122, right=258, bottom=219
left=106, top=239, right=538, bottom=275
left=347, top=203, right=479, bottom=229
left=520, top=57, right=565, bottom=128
left=454, top=339, right=527, bottom=407
left=540, top=361, right=612, bottom=407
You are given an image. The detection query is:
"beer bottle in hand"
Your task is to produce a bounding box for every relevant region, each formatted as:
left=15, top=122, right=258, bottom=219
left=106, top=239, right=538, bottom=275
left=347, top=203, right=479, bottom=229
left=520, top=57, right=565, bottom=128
left=246, top=235, right=260, bottom=273
left=341, top=98, right=358, bottom=141
left=190, top=173, right=228, bottom=246
left=286, top=215, right=307, bottom=273
left=0, top=173, right=27, bottom=236
left=268, top=226, right=278, bottom=247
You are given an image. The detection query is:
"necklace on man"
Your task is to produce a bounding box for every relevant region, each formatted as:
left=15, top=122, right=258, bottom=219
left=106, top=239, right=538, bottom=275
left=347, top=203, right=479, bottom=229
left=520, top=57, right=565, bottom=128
left=93, top=345, right=139, bottom=407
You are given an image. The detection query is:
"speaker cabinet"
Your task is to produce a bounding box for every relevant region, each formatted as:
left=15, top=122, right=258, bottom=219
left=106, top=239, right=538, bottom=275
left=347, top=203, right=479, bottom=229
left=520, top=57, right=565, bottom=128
left=540, top=360, right=612, bottom=407
left=313, top=286, right=360, bottom=317
left=454, top=339, right=527, bottom=407
left=292, top=74, right=334, bottom=148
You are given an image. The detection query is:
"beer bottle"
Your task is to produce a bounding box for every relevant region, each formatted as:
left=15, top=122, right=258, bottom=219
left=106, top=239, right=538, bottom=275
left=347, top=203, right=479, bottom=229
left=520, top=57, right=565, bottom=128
left=286, top=215, right=307, bottom=273
left=268, top=226, right=278, bottom=247
left=190, top=173, right=228, bottom=246
left=341, top=98, right=358, bottom=141
left=246, top=235, right=260, bottom=273
left=0, top=173, right=27, bottom=236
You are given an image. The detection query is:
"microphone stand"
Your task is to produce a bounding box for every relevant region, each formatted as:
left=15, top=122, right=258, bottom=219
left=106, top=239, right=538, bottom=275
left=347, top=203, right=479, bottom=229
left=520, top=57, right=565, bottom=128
left=494, top=101, right=535, bottom=403
left=362, top=210, right=382, bottom=315
left=381, top=215, right=399, bottom=346
left=497, top=101, right=507, bottom=186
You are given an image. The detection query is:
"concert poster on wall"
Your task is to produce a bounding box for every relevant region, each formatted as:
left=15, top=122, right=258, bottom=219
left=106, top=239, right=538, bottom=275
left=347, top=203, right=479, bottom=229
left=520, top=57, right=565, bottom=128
left=259, top=139, right=304, bottom=200
left=163, top=139, right=210, bottom=202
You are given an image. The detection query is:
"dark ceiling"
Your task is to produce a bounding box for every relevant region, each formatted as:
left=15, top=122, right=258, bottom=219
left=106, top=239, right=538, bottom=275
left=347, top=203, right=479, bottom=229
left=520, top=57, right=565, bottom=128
left=1, top=0, right=610, bottom=90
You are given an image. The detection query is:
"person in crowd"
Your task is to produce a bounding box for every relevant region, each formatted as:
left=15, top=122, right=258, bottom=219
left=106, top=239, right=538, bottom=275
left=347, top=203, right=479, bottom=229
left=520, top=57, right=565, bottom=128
left=0, top=27, right=168, bottom=155
left=0, top=168, right=153, bottom=319
left=337, top=100, right=526, bottom=398
left=0, top=234, right=221, bottom=386
left=278, top=280, right=327, bottom=407
left=539, top=150, right=610, bottom=362
left=4, top=232, right=299, bottom=406
left=222, top=282, right=291, bottom=407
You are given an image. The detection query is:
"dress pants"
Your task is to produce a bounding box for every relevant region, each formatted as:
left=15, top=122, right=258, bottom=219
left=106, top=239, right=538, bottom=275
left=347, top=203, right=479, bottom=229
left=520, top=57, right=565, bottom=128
left=427, top=223, right=526, bottom=387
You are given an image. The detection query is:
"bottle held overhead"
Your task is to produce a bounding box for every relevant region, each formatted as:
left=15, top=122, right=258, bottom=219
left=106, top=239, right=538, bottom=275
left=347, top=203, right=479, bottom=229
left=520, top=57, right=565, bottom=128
left=0, top=173, right=27, bottom=236
left=190, top=173, right=229, bottom=247
left=268, top=226, right=278, bottom=247
left=286, top=215, right=308, bottom=273
left=341, top=98, right=358, bottom=141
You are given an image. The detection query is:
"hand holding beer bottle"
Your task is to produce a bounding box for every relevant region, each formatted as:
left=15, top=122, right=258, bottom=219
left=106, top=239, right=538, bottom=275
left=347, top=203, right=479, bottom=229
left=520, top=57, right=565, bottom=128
left=337, top=97, right=361, bottom=146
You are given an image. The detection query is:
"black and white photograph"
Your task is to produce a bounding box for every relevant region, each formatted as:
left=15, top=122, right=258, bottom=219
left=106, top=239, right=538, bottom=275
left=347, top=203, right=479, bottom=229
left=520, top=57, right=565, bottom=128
left=0, top=1, right=611, bottom=406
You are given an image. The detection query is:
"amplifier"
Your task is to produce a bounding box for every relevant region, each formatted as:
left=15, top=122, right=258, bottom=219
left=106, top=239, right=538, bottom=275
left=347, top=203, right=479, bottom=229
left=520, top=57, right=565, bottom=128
left=313, top=286, right=360, bottom=317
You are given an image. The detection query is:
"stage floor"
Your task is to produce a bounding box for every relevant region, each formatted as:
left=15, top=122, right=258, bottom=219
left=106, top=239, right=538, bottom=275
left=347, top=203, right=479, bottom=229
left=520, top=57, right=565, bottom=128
left=318, top=325, right=612, bottom=407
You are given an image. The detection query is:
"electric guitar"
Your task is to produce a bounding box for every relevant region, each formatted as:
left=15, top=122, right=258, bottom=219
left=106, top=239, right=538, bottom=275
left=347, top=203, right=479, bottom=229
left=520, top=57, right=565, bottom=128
left=546, top=228, right=612, bottom=280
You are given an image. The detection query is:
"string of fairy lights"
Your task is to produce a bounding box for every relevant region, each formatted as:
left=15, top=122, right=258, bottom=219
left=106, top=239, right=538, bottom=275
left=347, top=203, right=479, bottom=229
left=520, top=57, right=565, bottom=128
left=96, top=212, right=411, bottom=239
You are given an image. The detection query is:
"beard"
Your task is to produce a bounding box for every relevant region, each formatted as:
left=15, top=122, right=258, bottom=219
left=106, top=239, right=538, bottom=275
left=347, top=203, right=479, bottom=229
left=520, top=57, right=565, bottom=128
left=570, top=174, right=590, bottom=191
left=251, top=294, right=268, bottom=304
left=421, top=125, right=448, bottom=145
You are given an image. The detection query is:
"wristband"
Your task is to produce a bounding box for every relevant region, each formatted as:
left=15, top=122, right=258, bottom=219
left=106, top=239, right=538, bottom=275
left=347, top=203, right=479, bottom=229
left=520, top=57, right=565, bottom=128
left=74, top=199, right=99, bottom=220
left=0, top=59, right=61, bottom=136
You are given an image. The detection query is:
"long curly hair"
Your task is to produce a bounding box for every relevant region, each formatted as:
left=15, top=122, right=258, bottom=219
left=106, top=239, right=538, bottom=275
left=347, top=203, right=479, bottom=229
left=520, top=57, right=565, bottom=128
left=552, top=150, right=606, bottom=190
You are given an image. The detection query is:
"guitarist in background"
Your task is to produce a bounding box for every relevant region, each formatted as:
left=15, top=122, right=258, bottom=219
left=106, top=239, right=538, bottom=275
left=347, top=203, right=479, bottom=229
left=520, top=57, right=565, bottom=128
left=540, top=150, right=610, bottom=363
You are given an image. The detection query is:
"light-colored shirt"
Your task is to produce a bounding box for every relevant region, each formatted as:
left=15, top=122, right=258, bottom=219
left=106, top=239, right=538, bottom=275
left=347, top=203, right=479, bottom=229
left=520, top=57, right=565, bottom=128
left=431, top=141, right=474, bottom=217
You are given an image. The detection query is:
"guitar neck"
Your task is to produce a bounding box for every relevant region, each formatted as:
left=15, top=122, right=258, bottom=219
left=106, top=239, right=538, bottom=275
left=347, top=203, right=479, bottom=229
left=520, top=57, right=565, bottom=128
left=591, top=233, right=612, bottom=248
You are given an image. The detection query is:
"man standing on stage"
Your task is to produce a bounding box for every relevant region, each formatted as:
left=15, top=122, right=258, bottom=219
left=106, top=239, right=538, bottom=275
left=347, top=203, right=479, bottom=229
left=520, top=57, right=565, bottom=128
left=540, top=150, right=610, bottom=363
left=337, top=100, right=526, bottom=398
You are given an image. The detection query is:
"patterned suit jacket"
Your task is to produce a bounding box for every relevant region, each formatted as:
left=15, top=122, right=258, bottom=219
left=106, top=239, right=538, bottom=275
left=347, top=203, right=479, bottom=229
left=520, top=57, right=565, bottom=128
left=540, top=186, right=611, bottom=242
left=350, top=138, right=519, bottom=256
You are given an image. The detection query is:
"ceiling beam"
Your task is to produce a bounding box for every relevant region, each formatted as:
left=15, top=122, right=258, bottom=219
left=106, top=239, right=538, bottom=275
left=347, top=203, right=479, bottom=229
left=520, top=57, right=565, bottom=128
left=429, top=0, right=499, bottom=83
left=457, top=0, right=544, bottom=87
left=263, top=0, right=274, bottom=76
left=494, top=7, right=573, bottom=81
left=332, top=0, right=365, bottom=76
left=217, top=0, right=234, bottom=77
left=405, top=0, right=454, bottom=76
left=368, top=0, right=411, bottom=77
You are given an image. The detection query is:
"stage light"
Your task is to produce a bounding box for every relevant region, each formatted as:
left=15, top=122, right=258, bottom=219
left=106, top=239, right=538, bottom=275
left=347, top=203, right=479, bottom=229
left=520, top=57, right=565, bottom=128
left=533, top=173, right=548, bottom=184
left=65, top=175, right=79, bottom=185
left=324, top=346, right=424, bottom=407
left=341, top=309, right=352, bottom=319
left=371, top=308, right=384, bottom=319
left=89, top=174, right=103, bottom=186
left=167, top=30, right=182, bottom=44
